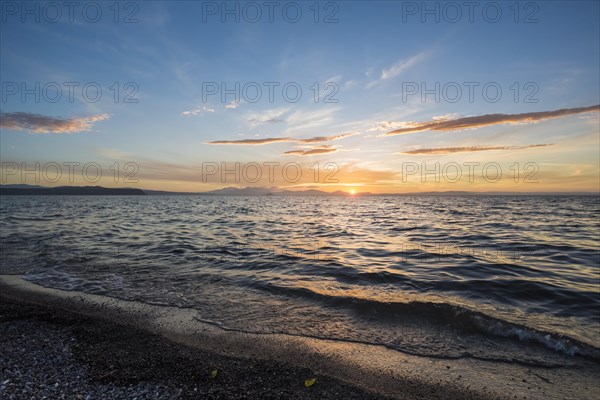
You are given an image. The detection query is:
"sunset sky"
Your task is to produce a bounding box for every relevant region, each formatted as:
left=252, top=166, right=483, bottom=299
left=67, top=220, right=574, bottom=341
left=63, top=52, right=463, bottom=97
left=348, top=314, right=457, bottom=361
left=1, top=1, right=599, bottom=193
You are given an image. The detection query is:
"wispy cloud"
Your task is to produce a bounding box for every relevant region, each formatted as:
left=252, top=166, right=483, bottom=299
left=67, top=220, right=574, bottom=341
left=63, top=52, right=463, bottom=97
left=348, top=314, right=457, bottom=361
left=209, top=137, right=291, bottom=145
left=284, top=107, right=340, bottom=131
left=181, top=106, right=215, bottom=116
left=0, top=112, right=110, bottom=134
left=245, top=108, right=290, bottom=127
left=243, top=107, right=340, bottom=131
left=294, top=132, right=357, bottom=143
left=386, top=105, right=600, bottom=135
left=225, top=100, right=242, bottom=109
left=367, top=121, right=410, bottom=132
left=284, top=145, right=338, bottom=156
left=401, top=144, right=554, bottom=155
left=367, top=52, right=429, bottom=88
left=208, top=132, right=357, bottom=145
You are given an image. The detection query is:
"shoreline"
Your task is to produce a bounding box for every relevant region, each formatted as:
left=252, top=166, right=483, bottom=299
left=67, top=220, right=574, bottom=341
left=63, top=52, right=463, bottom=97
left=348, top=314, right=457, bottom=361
left=1, top=275, right=598, bottom=399
left=0, top=294, right=385, bottom=399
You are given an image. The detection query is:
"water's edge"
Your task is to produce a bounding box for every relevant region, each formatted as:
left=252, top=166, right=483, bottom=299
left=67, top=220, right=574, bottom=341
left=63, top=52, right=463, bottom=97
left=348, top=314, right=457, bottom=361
left=2, top=274, right=599, bottom=400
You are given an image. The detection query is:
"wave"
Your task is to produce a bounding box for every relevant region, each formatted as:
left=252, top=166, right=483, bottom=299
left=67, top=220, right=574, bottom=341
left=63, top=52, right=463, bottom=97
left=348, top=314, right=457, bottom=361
left=249, top=282, right=600, bottom=361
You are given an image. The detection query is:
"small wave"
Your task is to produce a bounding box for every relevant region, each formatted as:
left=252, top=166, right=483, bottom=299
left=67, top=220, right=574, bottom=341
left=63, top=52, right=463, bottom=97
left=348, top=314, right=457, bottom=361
left=249, top=282, right=600, bottom=361
left=8, top=215, right=57, bottom=222
left=390, top=226, right=423, bottom=232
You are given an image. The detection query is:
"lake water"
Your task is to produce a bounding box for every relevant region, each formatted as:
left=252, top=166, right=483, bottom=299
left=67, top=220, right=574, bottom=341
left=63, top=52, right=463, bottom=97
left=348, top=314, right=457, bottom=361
left=1, top=195, right=598, bottom=366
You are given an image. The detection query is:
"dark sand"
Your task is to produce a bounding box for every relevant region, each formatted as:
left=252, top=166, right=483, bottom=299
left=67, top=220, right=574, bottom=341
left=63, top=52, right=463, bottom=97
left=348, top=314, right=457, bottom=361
left=2, top=276, right=598, bottom=399
left=0, top=297, right=389, bottom=399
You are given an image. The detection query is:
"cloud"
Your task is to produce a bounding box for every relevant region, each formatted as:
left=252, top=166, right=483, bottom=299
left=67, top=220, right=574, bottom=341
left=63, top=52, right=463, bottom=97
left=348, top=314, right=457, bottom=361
left=367, top=52, right=429, bottom=88
left=367, top=121, right=410, bottom=132
left=209, top=137, right=292, bottom=145
left=386, top=105, right=600, bottom=135
left=401, top=144, right=554, bottom=155
left=225, top=100, right=242, bottom=109
left=284, top=146, right=338, bottom=156
left=243, top=107, right=340, bottom=131
left=0, top=112, right=110, bottom=134
left=295, top=132, right=357, bottom=143
left=284, top=107, right=340, bottom=131
left=381, top=53, right=427, bottom=80
left=344, top=80, right=358, bottom=89
left=182, top=106, right=215, bottom=116
left=245, top=108, right=289, bottom=127
left=208, top=132, right=357, bottom=145
left=432, top=113, right=460, bottom=121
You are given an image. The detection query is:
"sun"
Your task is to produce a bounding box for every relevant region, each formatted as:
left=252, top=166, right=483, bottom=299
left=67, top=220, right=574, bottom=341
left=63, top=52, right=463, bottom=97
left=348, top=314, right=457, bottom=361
left=349, top=189, right=356, bottom=195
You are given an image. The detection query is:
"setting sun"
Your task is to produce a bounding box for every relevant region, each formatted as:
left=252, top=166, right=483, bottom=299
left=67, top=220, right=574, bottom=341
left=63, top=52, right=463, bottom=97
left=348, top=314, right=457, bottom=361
left=350, top=189, right=356, bottom=195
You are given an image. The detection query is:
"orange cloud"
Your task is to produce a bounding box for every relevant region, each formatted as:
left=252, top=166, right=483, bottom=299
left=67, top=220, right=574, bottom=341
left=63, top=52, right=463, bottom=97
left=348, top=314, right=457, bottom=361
left=402, top=144, right=553, bottom=154
left=208, top=132, right=357, bottom=145
left=284, top=145, right=338, bottom=156
left=386, top=105, right=600, bottom=135
left=0, top=112, right=110, bottom=134
left=209, top=137, right=291, bottom=145
left=296, top=132, right=357, bottom=143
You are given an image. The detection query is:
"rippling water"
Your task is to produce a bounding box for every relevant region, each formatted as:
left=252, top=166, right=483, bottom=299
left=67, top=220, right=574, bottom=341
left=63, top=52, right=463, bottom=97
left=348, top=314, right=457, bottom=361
left=1, top=195, right=599, bottom=366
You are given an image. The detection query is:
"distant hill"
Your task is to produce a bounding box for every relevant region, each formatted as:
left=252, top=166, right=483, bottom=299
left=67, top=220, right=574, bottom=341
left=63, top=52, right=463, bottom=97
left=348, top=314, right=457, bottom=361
left=143, top=189, right=201, bottom=195
left=145, top=187, right=597, bottom=196
left=0, top=184, right=47, bottom=189
left=0, top=186, right=145, bottom=196
left=196, top=187, right=372, bottom=196
left=143, top=187, right=278, bottom=196
left=1, top=185, right=595, bottom=196
left=201, top=187, right=274, bottom=196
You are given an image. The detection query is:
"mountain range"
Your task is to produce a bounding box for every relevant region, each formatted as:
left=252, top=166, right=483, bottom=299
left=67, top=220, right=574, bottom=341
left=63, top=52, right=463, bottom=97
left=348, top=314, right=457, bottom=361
left=1, top=185, right=597, bottom=196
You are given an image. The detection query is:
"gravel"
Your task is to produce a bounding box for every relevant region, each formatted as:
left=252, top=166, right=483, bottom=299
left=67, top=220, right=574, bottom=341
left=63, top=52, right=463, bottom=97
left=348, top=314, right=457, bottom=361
left=0, top=298, right=388, bottom=399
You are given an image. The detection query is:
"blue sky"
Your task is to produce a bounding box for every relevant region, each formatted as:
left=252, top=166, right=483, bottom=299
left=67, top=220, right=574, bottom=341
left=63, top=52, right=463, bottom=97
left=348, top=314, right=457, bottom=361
left=1, top=1, right=599, bottom=192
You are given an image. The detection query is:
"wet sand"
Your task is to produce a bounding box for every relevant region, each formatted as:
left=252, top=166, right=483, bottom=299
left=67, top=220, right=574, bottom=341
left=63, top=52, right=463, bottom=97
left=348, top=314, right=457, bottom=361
left=1, top=275, right=598, bottom=399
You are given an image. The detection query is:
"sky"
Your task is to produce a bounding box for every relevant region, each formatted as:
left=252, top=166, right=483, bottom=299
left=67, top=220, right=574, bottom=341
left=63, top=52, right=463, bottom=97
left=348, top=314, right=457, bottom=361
left=0, top=0, right=599, bottom=193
